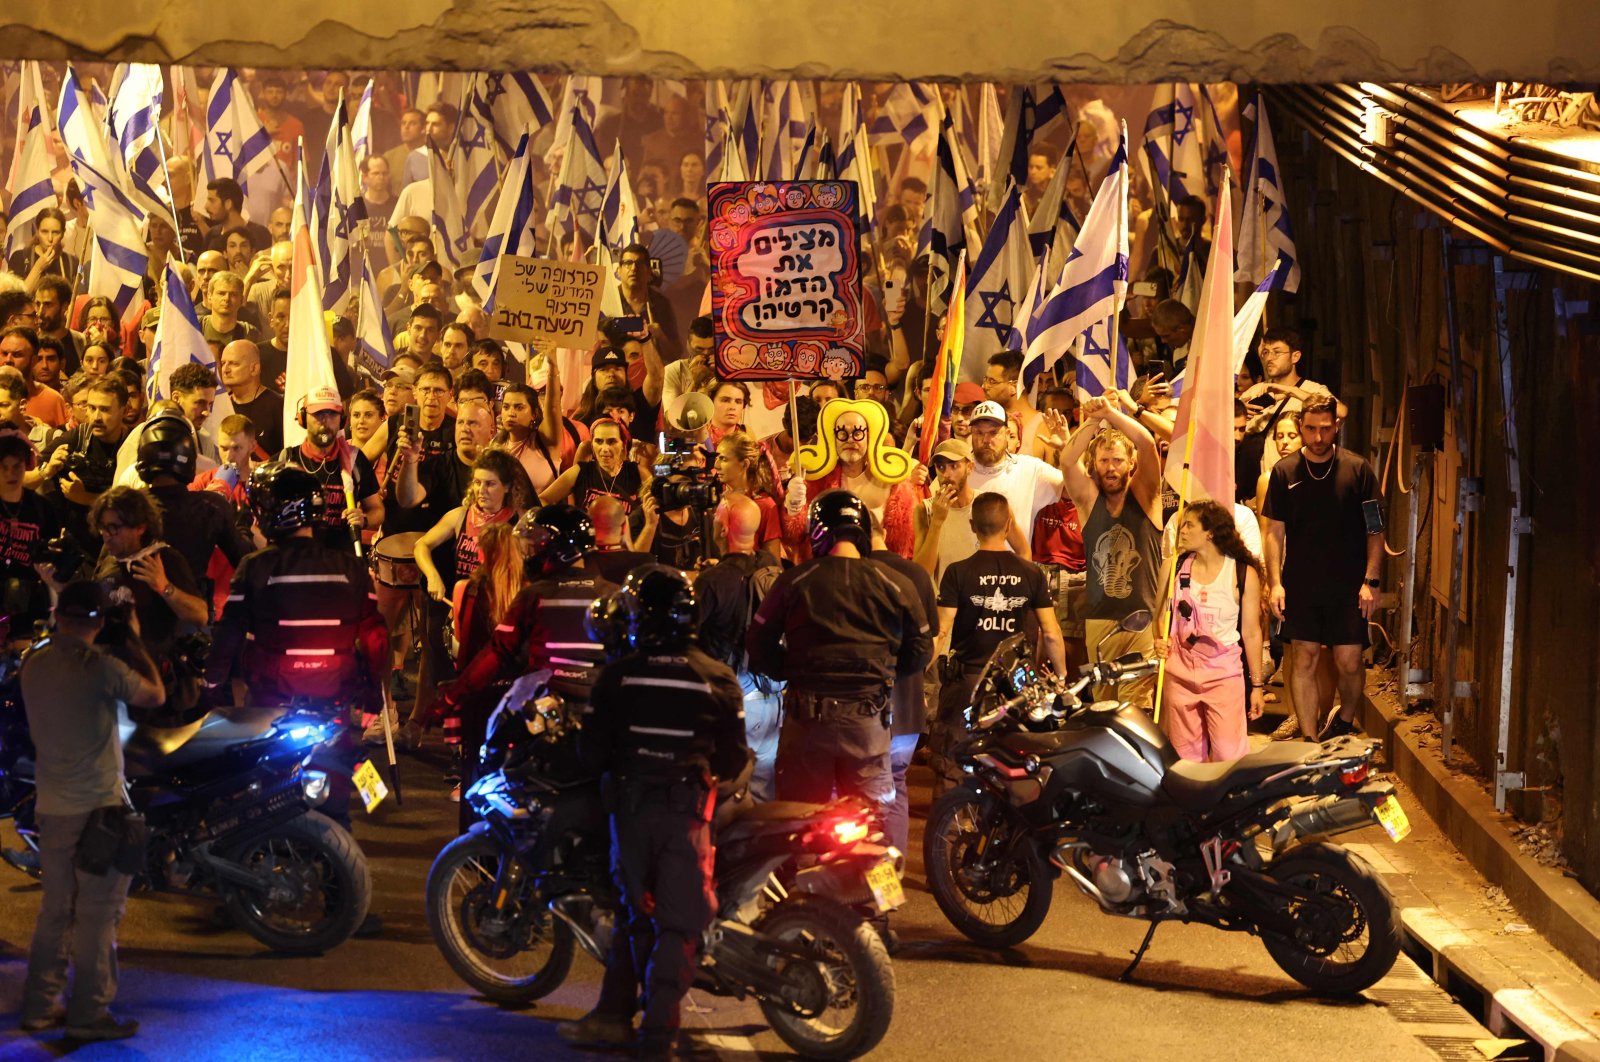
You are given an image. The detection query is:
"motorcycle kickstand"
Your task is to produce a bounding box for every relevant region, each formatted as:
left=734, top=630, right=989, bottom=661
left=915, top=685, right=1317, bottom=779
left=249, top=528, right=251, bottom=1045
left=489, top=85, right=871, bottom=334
left=1118, top=922, right=1159, bottom=983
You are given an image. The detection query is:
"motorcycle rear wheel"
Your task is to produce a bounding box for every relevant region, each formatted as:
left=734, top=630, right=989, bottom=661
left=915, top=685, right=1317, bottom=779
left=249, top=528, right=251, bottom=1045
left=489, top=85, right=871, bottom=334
left=756, top=896, right=894, bottom=1061
left=1260, top=841, right=1401, bottom=996
left=924, top=785, right=1052, bottom=948
left=425, top=830, right=575, bottom=1005
left=221, top=811, right=371, bottom=954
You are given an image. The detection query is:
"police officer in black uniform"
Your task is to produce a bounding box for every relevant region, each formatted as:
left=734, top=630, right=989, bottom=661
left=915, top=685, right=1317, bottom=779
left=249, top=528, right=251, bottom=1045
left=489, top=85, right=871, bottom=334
left=558, top=564, right=748, bottom=1060
left=747, top=490, right=931, bottom=816
left=205, top=461, right=389, bottom=709
left=134, top=412, right=251, bottom=609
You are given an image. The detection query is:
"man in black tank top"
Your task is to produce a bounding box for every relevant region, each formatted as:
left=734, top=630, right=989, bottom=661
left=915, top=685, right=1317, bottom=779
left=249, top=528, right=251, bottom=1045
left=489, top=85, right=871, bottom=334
left=1060, top=395, right=1164, bottom=706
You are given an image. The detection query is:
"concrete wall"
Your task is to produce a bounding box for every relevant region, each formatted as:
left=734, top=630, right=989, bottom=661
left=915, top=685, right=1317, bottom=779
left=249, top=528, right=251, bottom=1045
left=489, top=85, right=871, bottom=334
left=2, top=0, right=1598, bottom=83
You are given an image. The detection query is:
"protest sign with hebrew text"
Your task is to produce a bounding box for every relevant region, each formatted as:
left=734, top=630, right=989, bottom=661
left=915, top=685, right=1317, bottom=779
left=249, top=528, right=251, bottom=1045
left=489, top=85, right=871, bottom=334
left=708, top=181, right=863, bottom=381
left=489, top=255, right=604, bottom=348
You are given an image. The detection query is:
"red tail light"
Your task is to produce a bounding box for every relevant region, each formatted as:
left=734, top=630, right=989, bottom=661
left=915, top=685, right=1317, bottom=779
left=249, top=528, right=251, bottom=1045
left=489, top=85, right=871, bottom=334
left=832, top=819, right=869, bottom=846
left=1340, top=762, right=1370, bottom=786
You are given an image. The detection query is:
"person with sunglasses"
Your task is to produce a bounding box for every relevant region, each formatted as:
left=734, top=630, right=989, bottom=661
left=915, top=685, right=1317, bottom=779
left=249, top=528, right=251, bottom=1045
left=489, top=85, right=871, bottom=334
left=781, top=404, right=920, bottom=560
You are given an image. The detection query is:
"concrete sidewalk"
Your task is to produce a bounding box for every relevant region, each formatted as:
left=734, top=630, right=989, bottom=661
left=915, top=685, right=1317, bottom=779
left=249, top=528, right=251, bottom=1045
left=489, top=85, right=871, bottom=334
left=1361, top=673, right=1600, bottom=1061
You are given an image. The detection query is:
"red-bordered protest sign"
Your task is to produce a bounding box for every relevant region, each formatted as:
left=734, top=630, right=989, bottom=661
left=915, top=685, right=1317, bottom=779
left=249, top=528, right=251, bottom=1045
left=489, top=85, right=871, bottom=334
left=707, top=180, right=864, bottom=381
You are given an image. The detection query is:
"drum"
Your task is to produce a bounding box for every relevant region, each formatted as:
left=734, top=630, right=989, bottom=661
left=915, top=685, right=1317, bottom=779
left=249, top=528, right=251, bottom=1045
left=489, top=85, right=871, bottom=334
left=373, top=532, right=424, bottom=589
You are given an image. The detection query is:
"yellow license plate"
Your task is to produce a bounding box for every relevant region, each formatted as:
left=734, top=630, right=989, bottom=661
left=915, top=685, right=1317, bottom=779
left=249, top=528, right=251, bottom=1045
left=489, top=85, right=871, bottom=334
left=352, top=759, right=388, bottom=813
left=865, top=858, right=905, bottom=912
left=1373, top=794, right=1410, bottom=842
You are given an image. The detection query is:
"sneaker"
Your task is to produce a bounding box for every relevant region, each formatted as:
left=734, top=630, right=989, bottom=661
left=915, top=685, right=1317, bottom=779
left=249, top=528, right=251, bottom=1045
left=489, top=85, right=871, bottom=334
left=1269, top=717, right=1301, bottom=741
left=1321, top=715, right=1360, bottom=740
left=449, top=783, right=461, bottom=803
left=2, top=846, right=40, bottom=875
left=362, top=708, right=399, bottom=746
left=19, top=1006, right=65, bottom=1032
left=65, top=1013, right=139, bottom=1041
left=557, top=1011, right=635, bottom=1047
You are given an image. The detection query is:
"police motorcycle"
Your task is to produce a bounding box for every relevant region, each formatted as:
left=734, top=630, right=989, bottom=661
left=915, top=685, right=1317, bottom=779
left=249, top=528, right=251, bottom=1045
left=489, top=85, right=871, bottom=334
left=427, top=670, right=899, bottom=1059
left=923, top=611, right=1409, bottom=996
left=0, top=626, right=375, bottom=954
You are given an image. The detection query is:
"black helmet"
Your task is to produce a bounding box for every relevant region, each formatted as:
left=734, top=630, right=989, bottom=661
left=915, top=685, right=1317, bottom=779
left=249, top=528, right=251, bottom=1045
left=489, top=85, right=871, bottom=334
left=584, top=593, right=632, bottom=661
left=619, top=563, right=697, bottom=650
left=247, top=460, right=326, bottom=538
left=134, top=412, right=198, bottom=485
left=808, top=489, right=871, bottom=557
left=516, top=505, right=594, bottom=578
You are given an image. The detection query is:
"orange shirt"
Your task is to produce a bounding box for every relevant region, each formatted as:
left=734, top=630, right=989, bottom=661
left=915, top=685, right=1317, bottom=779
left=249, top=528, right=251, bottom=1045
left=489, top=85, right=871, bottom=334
left=25, top=386, right=70, bottom=429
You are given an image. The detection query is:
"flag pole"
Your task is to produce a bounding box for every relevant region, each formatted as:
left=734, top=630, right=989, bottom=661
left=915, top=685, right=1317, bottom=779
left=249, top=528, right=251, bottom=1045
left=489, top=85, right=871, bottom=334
left=150, top=100, right=190, bottom=266
left=1152, top=417, right=1199, bottom=725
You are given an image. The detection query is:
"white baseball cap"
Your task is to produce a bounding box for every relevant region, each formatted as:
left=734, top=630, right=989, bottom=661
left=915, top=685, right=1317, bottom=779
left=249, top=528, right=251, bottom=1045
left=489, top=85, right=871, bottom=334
left=969, top=400, right=1008, bottom=425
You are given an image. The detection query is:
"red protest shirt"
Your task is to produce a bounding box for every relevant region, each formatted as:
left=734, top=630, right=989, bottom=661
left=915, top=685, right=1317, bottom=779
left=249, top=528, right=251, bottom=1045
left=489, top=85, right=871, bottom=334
left=1031, top=498, right=1085, bottom=572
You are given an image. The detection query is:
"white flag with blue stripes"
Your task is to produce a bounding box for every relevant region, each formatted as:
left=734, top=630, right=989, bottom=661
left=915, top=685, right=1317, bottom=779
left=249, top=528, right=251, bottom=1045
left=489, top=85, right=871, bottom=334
left=474, top=131, right=537, bottom=311
left=479, top=72, right=554, bottom=158
left=351, top=77, right=374, bottom=167
left=147, top=262, right=214, bottom=402
left=1234, top=95, right=1301, bottom=294
left=1170, top=265, right=1279, bottom=400
left=58, top=66, right=149, bottom=317
left=203, top=69, right=274, bottom=189
left=963, top=181, right=1034, bottom=365
left=1019, top=124, right=1129, bottom=392
left=315, top=91, right=365, bottom=315
left=458, top=75, right=502, bottom=236
left=600, top=140, right=641, bottom=253
left=869, top=82, right=937, bottom=152
left=1141, top=82, right=1206, bottom=205
left=108, top=63, right=170, bottom=220
left=355, top=248, right=395, bottom=382
left=3, top=99, right=55, bottom=263
left=429, top=146, right=470, bottom=269
left=546, top=103, right=607, bottom=246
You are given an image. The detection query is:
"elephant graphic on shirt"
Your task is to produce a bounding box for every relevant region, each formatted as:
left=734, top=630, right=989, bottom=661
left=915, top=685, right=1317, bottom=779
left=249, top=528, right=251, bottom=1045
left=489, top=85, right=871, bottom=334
left=1092, top=523, right=1141, bottom=599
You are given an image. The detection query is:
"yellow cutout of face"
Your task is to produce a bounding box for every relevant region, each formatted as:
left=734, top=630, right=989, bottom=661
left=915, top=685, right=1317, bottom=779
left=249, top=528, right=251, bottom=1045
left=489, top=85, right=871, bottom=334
left=798, top=398, right=914, bottom=485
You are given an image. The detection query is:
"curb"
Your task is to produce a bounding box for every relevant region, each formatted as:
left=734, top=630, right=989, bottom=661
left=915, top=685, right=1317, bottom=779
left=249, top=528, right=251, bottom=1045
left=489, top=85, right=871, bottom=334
left=1362, top=681, right=1600, bottom=1060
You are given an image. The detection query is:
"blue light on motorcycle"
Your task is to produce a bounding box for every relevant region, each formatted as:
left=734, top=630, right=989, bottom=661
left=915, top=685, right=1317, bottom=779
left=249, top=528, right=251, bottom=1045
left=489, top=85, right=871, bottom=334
left=286, top=723, right=333, bottom=745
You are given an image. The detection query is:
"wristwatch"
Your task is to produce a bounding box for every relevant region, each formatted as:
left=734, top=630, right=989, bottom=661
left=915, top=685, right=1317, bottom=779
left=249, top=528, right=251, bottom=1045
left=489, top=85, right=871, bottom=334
left=1364, top=578, right=1380, bottom=588
left=162, top=583, right=177, bottom=599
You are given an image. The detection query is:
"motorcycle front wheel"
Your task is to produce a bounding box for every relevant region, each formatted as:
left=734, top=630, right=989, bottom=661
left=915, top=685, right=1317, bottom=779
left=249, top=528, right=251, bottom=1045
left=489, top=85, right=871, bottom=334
left=755, top=896, right=894, bottom=1060
left=1260, top=841, right=1401, bottom=996
left=221, top=811, right=371, bottom=954
left=425, top=830, right=575, bottom=1005
left=923, top=784, right=1052, bottom=948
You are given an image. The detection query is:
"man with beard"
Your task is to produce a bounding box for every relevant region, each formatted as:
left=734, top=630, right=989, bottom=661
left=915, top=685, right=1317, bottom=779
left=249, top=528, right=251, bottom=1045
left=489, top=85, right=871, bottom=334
left=965, top=400, right=1068, bottom=554
left=1262, top=393, right=1382, bottom=740
left=660, top=316, right=716, bottom=415
left=277, top=388, right=383, bottom=554
left=32, top=278, right=84, bottom=375
left=1060, top=393, right=1164, bottom=706
left=363, top=363, right=456, bottom=535
left=40, top=375, right=129, bottom=554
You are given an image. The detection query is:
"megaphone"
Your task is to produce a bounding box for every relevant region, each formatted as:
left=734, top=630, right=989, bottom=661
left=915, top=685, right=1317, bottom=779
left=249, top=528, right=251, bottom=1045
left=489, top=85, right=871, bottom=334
left=667, top=391, right=714, bottom=432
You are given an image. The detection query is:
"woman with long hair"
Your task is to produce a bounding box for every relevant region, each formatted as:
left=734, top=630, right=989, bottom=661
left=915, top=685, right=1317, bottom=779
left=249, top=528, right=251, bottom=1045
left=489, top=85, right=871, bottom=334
left=8, top=207, right=78, bottom=293
left=1154, top=500, right=1267, bottom=762
left=412, top=448, right=530, bottom=605
left=445, top=520, right=526, bottom=813
left=714, top=430, right=783, bottom=559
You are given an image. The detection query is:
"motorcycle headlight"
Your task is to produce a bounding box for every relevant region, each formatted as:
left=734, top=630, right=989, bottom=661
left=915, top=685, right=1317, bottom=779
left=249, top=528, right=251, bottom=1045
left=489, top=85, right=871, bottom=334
left=300, top=769, right=330, bottom=805
left=285, top=722, right=335, bottom=746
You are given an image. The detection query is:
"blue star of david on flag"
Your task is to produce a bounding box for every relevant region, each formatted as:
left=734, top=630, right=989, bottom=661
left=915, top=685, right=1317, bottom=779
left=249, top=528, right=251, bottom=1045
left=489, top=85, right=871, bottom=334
left=1172, top=99, right=1194, bottom=145
left=975, top=282, right=1014, bottom=345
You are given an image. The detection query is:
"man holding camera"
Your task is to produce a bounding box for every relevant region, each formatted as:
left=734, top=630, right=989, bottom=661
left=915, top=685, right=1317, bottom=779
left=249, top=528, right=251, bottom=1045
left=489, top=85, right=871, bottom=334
left=40, top=375, right=130, bottom=556
left=20, top=580, right=165, bottom=1041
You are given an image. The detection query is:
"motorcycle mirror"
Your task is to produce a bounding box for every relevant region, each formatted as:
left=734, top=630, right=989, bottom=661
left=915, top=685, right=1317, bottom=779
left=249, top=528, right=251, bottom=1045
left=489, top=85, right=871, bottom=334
left=1117, top=651, right=1144, bottom=666
left=1120, top=609, right=1153, bottom=634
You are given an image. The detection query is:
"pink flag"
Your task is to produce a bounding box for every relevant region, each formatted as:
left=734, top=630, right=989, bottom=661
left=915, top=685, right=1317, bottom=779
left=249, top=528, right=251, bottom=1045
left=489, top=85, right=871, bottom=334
left=1163, top=172, right=1235, bottom=505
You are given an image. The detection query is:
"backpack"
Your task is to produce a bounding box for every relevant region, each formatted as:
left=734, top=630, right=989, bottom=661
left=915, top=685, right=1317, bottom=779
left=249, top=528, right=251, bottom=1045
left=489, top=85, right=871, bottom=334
left=736, top=561, right=784, bottom=693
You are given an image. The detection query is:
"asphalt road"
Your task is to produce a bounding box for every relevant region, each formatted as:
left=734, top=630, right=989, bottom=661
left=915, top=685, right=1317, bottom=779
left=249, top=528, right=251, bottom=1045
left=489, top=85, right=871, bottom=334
left=0, top=734, right=1455, bottom=1062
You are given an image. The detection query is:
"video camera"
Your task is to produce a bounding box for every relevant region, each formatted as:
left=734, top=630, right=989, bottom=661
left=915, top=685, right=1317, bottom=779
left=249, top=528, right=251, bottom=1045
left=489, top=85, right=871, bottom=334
left=650, top=432, right=722, bottom=511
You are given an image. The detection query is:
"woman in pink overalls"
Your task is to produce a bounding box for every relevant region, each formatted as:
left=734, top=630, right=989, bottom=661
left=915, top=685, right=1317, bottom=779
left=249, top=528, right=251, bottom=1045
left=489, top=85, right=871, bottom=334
left=1154, top=501, right=1268, bottom=761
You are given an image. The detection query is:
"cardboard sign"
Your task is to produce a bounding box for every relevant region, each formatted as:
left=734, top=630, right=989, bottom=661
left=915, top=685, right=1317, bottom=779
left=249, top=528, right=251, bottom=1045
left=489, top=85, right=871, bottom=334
left=489, top=255, right=604, bottom=348
left=708, top=181, right=864, bottom=381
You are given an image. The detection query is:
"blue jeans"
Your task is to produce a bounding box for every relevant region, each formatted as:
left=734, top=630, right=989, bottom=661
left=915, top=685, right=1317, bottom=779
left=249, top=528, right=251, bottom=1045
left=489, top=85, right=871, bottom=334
left=885, top=734, right=920, bottom=855
left=740, top=672, right=783, bottom=802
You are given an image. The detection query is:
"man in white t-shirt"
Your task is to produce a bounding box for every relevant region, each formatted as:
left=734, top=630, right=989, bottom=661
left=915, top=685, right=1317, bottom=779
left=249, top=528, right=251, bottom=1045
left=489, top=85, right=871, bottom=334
left=965, top=401, right=1065, bottom=553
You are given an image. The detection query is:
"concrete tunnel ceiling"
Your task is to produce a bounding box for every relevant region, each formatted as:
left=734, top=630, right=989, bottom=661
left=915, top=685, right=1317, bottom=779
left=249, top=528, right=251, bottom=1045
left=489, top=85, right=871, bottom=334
left=1, top=0, right=1598, bottom=83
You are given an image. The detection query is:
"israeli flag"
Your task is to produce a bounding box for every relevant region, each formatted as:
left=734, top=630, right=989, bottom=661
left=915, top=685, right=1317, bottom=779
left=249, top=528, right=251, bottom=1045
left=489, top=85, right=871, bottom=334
left=108, top=63, right=170, bottom=221
left=147, top=262, right=215, bottom=402
left=474, top=131, right=537, bottom=311
left=203, top=69, right=274, bottom=189
left=1234, top=94, right=1301, bottom=294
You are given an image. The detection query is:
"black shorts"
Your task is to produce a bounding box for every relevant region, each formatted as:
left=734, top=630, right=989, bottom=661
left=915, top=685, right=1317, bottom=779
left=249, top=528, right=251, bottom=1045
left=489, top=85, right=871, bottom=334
left=1282, top=597, right=1368, bottom=648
